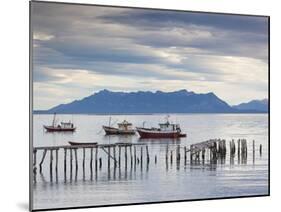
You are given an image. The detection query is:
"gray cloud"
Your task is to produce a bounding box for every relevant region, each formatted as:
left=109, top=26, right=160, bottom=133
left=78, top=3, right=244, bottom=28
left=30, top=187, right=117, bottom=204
left=31, top=2, right=268, bottom=109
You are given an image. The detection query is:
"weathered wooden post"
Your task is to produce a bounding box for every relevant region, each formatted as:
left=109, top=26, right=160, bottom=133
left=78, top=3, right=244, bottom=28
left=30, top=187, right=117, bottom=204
left=140, top=147, right=143, bottom=167
left=50, top=150, right=53, bottom=172
left=55, top=149, right=58, bottom=173
left=33, top=149, right=37, bottom=167
left=155, top=155, right=157, bottom=164
left=259, top=144, right=262, bottom=156
left=176, top=145, right=180, bottom=161
left=108, top=146, right=111, bottom=169
left=125, top=146, right=128, bottom=169
left=50, top=150, right=53, bottom=182
left=223, top=139, right=226, bottom=157
left=90, top=148, right=93, bottom=171
left=113, top=146, right=116, bottom=167
left=238, top=139, right=241, bottom=159
left=166, top=145, right=169, bottom=163
left=39, top=149, right=47, bottom=173
left=95, top=147, right=98, bottom=171
left=63, top=148, right=67, bottom=174
left=252, top=140, right=255, bottom=162
left=70, top=149, right=73, bottom=175
left=190, top=145, right=193, bottom=162
left=184, top=146, right=187, bottom=164
left=202, top=148, right=205, bottom=161
left=82, top=148, right=85, bottom=171
left=146, top=145, right=150, bottom=164
left=130, top=145, right=133, bottom=167
left=113, top=148, right=117, bottom=179
left=134, top=146, right=136, bottom=166
left=99, top=157, right=102, bottom=169
left=170, top=150, right=173, bottom=164
left=74, top=148, right=78, bottom=171
left=33, top=149, right=37, bottom=175
left=118, top=145, right=121, bottom=167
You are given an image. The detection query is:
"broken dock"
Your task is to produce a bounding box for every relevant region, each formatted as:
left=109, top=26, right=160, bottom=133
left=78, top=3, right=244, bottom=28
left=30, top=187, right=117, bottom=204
left=32, top=138, right=261, bottom=182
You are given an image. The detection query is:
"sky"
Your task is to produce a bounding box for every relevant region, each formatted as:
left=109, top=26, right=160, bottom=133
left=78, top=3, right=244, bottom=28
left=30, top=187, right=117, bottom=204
left=31, top=2, right=269, bottom=110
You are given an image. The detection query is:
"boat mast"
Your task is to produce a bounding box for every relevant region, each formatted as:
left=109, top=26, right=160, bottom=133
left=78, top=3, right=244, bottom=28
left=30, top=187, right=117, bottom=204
left=109, top=116, right=111, bottom=127
left=52, top=113, right=56, bottom=127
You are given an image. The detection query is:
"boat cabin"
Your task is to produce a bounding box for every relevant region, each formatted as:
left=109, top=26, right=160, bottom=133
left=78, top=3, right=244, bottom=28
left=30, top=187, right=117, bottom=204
left=159, top=121, right=181, bottom=132
left=117, top=120, right=133, bottom=130
left=59, top=122, right=74, bottom=129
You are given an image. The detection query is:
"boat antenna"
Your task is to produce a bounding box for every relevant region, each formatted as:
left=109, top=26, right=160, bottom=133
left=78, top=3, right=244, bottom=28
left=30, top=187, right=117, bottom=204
left=165, top=114, right=170, bottom=123
left=52, top=113, right=56, bottom=127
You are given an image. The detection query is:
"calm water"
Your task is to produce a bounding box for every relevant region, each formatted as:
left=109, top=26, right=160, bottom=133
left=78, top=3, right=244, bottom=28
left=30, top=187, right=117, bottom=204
left=32, top=114, right=268, bottom=210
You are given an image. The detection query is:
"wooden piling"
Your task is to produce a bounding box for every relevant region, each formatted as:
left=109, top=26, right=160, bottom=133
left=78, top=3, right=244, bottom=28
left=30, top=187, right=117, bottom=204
left=55, top=149, right=58, bottom=172
left=108, top=146, right=111, bottom=169
left=170, top=150, right=173, bottom=164
left=259, top=144, right=262, bottom=156
left=99, top=157, right=102, bottom=169
left=202, top=148, right=205, bottom=161
left=39, top=149, right=47, bottom=173
left=118, top=146, right=121, bottom=167
left=130, top=146, right=133, bottom=167
left=95, top=147, right=98, bottom=171
left=113, top=146, right=116, bottom=167
left=176, top=145, right=180, bottom=161
left=50, top=150, right=53, bottom=182
left=238, top=139, right=241, bottom=158
left=90, top=148, right=93, bottom=170
left=140, top=147, right=143, bottom=166
left=70, top=149, right=73, bottom=174
left=64, top=148, right=67, bottom=174
left=134, top=146, right=136, bottom=166
left=146, top=145, right=150, bottom=164
left=74, top=149, right=78, bottom=170
left=155, top=155, right=157, bottom=164
left=125, top=146, right=128, bottom=168
left=184, top=146, right=187, bottom=163
left=50, top=150, right=53, bottom=173
left=165, top=145, right=168, bottom=162
left=82, top=148, right=85, bottom=170
left=33, top=149, right=37, bottom=166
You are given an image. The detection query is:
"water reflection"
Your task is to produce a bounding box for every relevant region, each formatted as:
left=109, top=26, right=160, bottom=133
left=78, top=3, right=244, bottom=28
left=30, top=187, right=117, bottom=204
left=34, top=144, right=256, bottom=184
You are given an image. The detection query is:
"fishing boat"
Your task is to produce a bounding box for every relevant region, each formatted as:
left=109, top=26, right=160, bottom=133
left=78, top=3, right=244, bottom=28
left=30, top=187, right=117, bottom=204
left=43, top=113, right=76, bottom=132
left=136, top=118, right=186, bottom=139
left=103, top=119, right=136, bottom=135
left=68, top=141, right=97, bottom=146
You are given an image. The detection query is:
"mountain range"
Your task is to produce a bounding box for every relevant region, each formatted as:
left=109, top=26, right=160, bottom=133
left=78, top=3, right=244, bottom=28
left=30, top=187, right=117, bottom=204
left=232, top=99, right=268, bottom=112
left=34, top=89, right=268, bottom=114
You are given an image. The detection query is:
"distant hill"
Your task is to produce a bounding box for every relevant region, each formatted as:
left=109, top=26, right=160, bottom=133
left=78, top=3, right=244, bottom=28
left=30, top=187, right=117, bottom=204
left=232, top=99, right=268, bottom=112
left=34, top=89, right=268, bottom=114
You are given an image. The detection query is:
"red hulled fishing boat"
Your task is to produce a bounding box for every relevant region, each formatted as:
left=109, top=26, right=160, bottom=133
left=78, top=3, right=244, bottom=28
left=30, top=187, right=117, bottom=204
left=136, top=118, right=186, bottom=139
left=44, top=113, right=76, bottom=132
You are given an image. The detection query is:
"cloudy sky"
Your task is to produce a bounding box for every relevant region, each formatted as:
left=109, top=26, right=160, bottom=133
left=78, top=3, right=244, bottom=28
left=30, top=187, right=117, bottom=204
left=31, top=2, right=268, bottom=110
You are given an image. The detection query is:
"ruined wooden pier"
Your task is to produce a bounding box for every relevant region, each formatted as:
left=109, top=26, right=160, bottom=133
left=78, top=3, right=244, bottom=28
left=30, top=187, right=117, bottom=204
left=33, top=142, right=148, bottom=180
left=33, top=138, right=262, bottom=182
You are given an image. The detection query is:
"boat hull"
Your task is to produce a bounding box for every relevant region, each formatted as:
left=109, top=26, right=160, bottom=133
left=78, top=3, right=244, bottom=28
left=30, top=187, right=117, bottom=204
left=44, top=125, right=76, bottom=132
left=137, top=128, right=186, bottom=139
left=103, top=126, right=135, bottom=135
